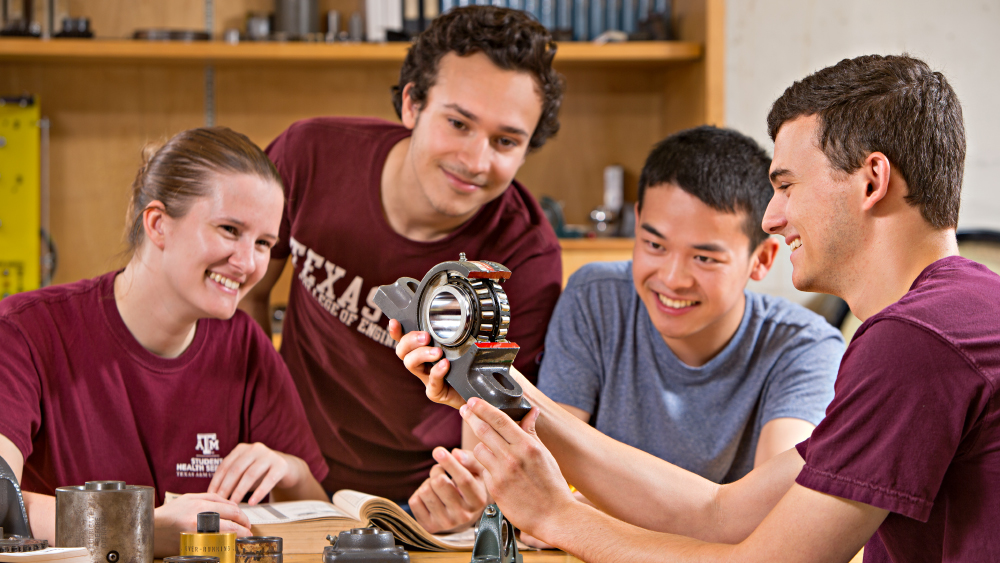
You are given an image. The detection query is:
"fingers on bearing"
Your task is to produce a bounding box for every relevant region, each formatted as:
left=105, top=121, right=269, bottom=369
left=471, top=399, right=516, bottom=444
left=388, top=319, right=402, bottom=343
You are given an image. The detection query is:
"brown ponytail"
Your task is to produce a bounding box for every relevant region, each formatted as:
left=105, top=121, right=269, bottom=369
left=125, top=126, right=283, bottom=254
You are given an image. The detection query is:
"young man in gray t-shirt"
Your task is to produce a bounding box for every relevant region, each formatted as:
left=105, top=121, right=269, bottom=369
left=537, top=126, right=843, bottom=485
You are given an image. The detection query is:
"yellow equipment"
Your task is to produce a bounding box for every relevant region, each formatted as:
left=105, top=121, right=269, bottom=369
left=0, top=95, right=41, bottom=299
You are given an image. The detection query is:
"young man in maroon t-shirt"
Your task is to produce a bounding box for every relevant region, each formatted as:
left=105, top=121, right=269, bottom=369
left=393, top=54, right=1000, bottom=561
left=241, top=6, right=563, bottom=533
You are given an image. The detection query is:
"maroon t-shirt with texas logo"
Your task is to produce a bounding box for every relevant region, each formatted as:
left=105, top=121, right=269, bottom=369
left=0, top=271, right=329, bottom=505
left=266, top=117, right=562, bottom=499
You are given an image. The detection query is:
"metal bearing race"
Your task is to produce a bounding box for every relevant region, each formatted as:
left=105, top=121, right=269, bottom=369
left=421, top=273, right=511, bottom=346
left=421, top=273, right=476, bottom=346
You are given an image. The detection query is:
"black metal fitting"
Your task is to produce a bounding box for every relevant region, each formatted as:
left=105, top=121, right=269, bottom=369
left=323, top=528, right=409, bottom=562
left=374, top=254, right=531, bottom=420
left=470, top=504, right=521, bottom=563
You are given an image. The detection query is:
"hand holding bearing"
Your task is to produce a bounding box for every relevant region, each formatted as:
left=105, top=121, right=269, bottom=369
left=375, top=254, right=531, bottom=420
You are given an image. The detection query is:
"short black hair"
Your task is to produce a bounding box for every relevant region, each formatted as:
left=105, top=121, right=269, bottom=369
left=638, top=126, right=773, bottom=250
left=767, top=54, right=965, bottom=229
left=392, top=6, right=564, bottom=151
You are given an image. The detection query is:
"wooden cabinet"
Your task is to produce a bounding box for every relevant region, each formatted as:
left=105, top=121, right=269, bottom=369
left=0, top=0, right=722, bottom=287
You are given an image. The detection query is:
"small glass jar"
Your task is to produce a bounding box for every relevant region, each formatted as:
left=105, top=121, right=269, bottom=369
left=236, top=536, right=283, bottom=563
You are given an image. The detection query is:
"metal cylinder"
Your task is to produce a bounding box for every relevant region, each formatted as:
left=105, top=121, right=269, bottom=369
left=55, top=481, right=154, bottom=563
left=274, top=0, right=318, bottom=38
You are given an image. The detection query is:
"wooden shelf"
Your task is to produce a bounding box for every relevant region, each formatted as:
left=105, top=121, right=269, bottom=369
left=559, top=237, right=635, bottom=250
left=0, top=38, right=701, bottom=65
left=559, top=238, right=635, bottom=287
left=0, top=0, right=721, bottom=286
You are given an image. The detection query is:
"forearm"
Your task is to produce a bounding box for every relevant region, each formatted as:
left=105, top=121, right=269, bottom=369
left=513, top=369, right=721, bottom=539
left=270, top=455, right=327, bottom=502
left=22, top=491, right=56, bottom=543
left=540, top=498, right=734, bottom=563
left=515, top=368, right=801, bottom=542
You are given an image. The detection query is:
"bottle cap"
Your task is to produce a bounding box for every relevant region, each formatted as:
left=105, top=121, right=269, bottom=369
left=197, top=512, right=221, bottom=533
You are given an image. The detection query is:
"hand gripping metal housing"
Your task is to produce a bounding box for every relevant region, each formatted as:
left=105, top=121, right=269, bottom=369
left=373, top=254, right=531, bottom=421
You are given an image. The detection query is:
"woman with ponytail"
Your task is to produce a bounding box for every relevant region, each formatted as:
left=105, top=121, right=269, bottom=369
left=0, top=127, right=328, bottom=554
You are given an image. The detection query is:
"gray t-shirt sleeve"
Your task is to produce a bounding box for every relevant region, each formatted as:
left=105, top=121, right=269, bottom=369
left=536, top=278, right=605, bottom=416
left=758, top=321, right=843, bottom=427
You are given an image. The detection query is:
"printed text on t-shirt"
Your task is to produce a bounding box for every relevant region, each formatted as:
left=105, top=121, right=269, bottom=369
left=289, top=237, right=395, bottom=348
left=176, top=433, right=222, bottom=478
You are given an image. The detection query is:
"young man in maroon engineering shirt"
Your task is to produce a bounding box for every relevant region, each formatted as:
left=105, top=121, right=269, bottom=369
left=241, top=6, right=563, bottom=533
left=394, top=54, right=1000, bottom=561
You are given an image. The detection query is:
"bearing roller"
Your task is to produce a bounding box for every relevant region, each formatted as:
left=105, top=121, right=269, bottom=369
left=374, top=254, right=531, bottom=420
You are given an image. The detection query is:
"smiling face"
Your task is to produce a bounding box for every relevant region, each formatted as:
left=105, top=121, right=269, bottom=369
left=633, top=184, right=775, bottom=365
left=157, top=172, right=283, bottom=321
left=763, top=115, right=863, bottom=295
left=400, top=51, right=544, bottom=221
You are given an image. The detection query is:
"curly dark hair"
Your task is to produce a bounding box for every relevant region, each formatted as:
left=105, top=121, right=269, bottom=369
left=767, top=54, right=965, bottom=229
left=391, top=6, right=564, bottom=151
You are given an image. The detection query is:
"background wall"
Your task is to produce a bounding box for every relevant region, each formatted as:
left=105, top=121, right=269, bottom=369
left=734, top=0, right=999, bottom=304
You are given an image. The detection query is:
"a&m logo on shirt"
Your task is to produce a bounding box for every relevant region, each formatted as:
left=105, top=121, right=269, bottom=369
left=176, top=433, right=223, bottom=478
left=196, top=433, right=220, bottom=456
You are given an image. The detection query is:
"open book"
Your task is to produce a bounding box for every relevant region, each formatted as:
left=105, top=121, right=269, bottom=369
left=239, top=491, right=480, bottom=553
left=168, top=489, right=527, bottom=554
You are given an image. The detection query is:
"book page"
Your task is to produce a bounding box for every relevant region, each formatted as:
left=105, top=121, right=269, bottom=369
left=438, top=528, right=477, bottom=543
left=0, top=548, right=89, bottom=562
left=240, top=500, right=353, bottom=525
left=329, top=489, right=376, bottom=520
left=332, top=490, right=529, bottom=552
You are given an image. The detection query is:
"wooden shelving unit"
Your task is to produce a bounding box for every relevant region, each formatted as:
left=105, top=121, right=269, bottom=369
left=0, top=0, right=722, bottom=287
left=0, top=38, right=701, bottom=65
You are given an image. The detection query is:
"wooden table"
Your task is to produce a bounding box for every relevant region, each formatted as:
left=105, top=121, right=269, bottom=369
left=284, top=551, right=582, bottom=562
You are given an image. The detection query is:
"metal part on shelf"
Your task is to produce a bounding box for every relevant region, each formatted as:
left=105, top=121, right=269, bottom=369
left=374, top=254, right=531, bottom=421
left=323, top=528, right=409, bottom=562
left=275, top=0, right=319, bottom=40
left=132, top=29, right=212, bottom=41
left=348, top=12, right=363, bottom=41
left=53, top=17, right=92, bottom=38
left=204, top=65, right=215, bottom=127
left=325, top=10, right=340, bottom=41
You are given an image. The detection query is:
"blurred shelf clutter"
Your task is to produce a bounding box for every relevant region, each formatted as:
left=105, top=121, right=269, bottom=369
left=0, top=0, right=722, bottom=289
left=0, top=0, right=675, bottom=43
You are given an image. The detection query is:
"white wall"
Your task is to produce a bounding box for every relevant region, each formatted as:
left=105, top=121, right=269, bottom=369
left=731, top=0, right=1000, bottom=304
